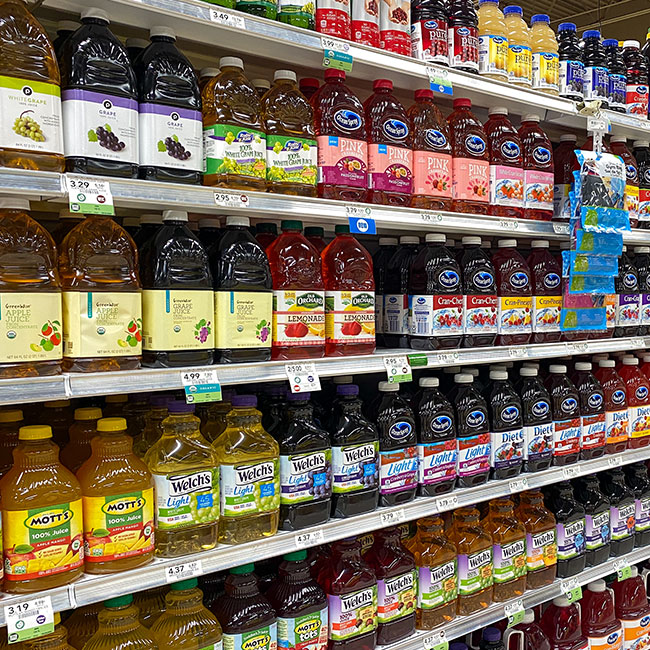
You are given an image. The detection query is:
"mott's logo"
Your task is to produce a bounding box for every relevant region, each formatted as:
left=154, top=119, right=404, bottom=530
left=290, top=452, right=326, bottom=474
left=241, top=633, right=271, bottom=650
left=382, top=119, right=409, bottom=140
left=501, top=140, right=521, bottom=160
left=439, top=270, right=460, bottom=289
left=295, top=619, right=322, bottom=639
left=342, top=444, right=375, bottom=465
left=235, top=462, right=275, bottom=485
left=168, top=471, right=213, bottom=497
left=425, top=129, right=447, bottom=149
left=465, top=135, right=486, bottom=155
left=510, top=272, right=529, bottom=289
left=102, top=496, right=145, bottom=516
left=544, top=273, right=561, bottom=289
left=532, top=146, right=551, bottom=165
left=432, top=415, right=452, bottom=433
left=333, top=110, right=362, bottom=131
left=466, top=410, right=486, bottom=428
left=468, top=550, right=491, bottom=569
left=474, top=271, right=494, bottom=289
left=532, top=400, right=550, bottom=417
left=297, top=293, right=324, bottom=309
left=352, top=293, right=374, bottom=309
left=25, top=507, right=73, bottom=530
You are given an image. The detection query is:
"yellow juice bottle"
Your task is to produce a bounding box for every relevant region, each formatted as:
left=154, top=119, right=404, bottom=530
left=0, top=408, right=22, bottom=477
left=212, top=394, right=280, bottom=544
left=478, top=0, right=508, bottom=82
left=0, top=425, right=83, bottom=593
left=531, top=14, right=559, bottom=95
left=199, top=390, right=234, bottom=443
left=21, top=613, right=74, bottom=650
left=64, top=603, right=101, bottom=650
left=134, top=587, right=168, bottom=628
left=144, top=401, right=220, bottom=557
left=133, top=395, right=169, bottom=458
left=61, top=407, right=102, bottom=473
left=504, top=6, right=532, bottom=87
left=104, top=394, right=128, bottom=417
left=77, top=417, right=155, bottom=574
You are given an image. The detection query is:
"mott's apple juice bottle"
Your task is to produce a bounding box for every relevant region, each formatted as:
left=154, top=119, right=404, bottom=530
left=0, top=198, right=63, bottom=378
left=519, top=366, right=554, bottom=472
left=624, top=462, right=650, bottom=546
left=600, top=468, right=636, bottom=556
left=619, top=357, right=650, bottom=447
left=581, top=580, right=623, bottom=650
left=613, top=566, right=650, bottom=650
left=527, top=240, right=562, bottom=343
left=0, top=425, right=83, bottom=593
left=574, top=362, right=606, bottom=460
left=448, top=0, right=479, bottom=73
left=546, top=365, right=581, bottom=465
left=573, top=475, right=610, bottom=566
left=519, top=115, right=554, bottom=221
left=530, top=14, right=559, bottom=95
left=504, top=6, right=531, bottom=87
left=448, top=98, right=490, bottom=214
left=540, top=597, right=588, bottom=650
left=596, top=359, right=629, bottom=453
left=477, top=0, right=508, bottom=82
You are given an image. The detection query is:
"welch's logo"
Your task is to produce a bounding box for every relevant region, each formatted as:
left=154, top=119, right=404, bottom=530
left=561, top=397, right=578, bottom=414
left=532, top=400, right=550, bottom=417
left=466, top=410, right=486, bottom=427
left=431, top=415, right=452, bottom=433
left=544, top=273, right=561, bottom=289
left=501, top=140, right=520, bottom=160
left=425, top=129, right=447, bottom=149
left=637, top=386, right=649, bottom=401
left=389, top=421, right=413, bottom=441
left=624, top=273, right=638, bottom=289
left=235, top=461, right=274, bottom=485
left=612, top=389, right=626, bottom=405
left=532, top=146, right=551, bottom=165
left=474, top=271, right=494, bottom=289
left=465, top=135, right=486, bottom=155
left=510, top=272, right=529, bottom=289
left=588, top=393, right=603, bottom=409
left=383, top=119, right=408, bottom=140
left=333, top=109, right=362, bottom=131
left=439, top=269, right=460, bottom=288
left=501, top=405, right=520, bottom=423
left=457, top=26, right=470, bottom=35
left=168, top=470, right=213, bottom=496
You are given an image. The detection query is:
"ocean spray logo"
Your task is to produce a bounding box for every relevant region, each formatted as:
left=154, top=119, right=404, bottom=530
left=637, top=386, right=649, bottom=401
left=501, top=405, right=520, bottom=423
left=431, top=415, right=452, bottom=433
left=612, top=389, right=626, bottom=405
left=510, top=272, right=529, bottom=289
left=457, top=27, right=470, bottom=35
left=389, top=421, right=413, bottom=441
left=501, top=140, right=521, bottom=160
left=532, top=146, right=551, bottom=165
left=588, top=393, right=603, bottom=409
left=474, top=271, right=494, bottom=289
left=561, top=397, right=578, bottom=414
left=466, top=410, right=486, bottom=427
left=465, top=135, right=486, bottom=155
left=532, top=400, right=550, bottom=417
left=333, top=109, right=362, bottom=131
left=439, top=269, right=460, bottom=289
left=624, top=273, right=638, bottom=289
left=544, top=273, right=561, bottom=289
left=425, top=129, right=447, bottom=149
left=383, top=119, right=408, bottom=140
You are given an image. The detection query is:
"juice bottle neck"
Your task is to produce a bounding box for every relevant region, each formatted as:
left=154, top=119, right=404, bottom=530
left=166, top=587, right=206, bottom=615
left=97, top=604, right=144, bottom=636
left=91, top=431, right=134, bottom=458
left=224, top=572, right=263, bottom=598
left=278, top=560, right=312, bottom=584
left=13, top=439, right=62, bottom=468
left=331, top=539, right=364, bottom=563
left=225, top=406, right=263, bottom=428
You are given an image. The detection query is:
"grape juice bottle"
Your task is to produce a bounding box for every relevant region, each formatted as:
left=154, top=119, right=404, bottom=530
left=604, top=39, right=627, bottom=113
left=527, top=240, right=562, bottom=343
left=582, top=30, right=609, bottom=107
left=624, top=462, right=650, bottom=547
left=519, top=115, right=554, bottom=221
left=519, top=366, right=553, bottom=472
left=558, top=23, right=584, bottom=102
left=600, top=468, right=636, bottom=556
left=635, top=246, right=650, bottom=333
left=546, top=365, right=581, bottom=466
left=573, top=474, right=610, bottom=566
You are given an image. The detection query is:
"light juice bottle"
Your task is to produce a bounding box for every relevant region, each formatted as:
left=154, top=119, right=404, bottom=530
left=574, top=361, right=606, bottom=460
left=477, top=0, right=508, bottom=82
left=595, top=359, right=629, bottom=453
left=546, top=365, right=581, bottom=465
left=530, top=14, right=559, bottom=95
left=519, top=367, right=554, bottom=472
left=504, top=6, right=531, bottom=87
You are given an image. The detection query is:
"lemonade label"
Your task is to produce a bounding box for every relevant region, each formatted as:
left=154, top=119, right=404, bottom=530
left=379, top=447, right=418, bottom=495
left=418, top=561, right=457, bottom=609
left=224, top=624, right=277, bottom=650
left=3, top=501, right=83, bottom=582
left=0, top=292, right=62, bottom=363
left=490, top=164, right=524, bottom=208
left=532, top=52, right=559, bottom=92
left=377, top=570, right=416, bottom=622
left=279, top=450, right=332, bottom=504
left=611, top=503, right=635, bottom=541
left=316, top=135, right=367, bottom=188
left=418, top=440, right=457, bottom=485
left=525, top=529, right=557, bottom=571
left=607, top=409, right=630, bottom=444
left=203, top=123, right=266, bottom=179
left=278, top=609, right=328, bottom=650
left=508, top=45, right=532, bottom=84
left=220, top=459, right=280, bottom=517
left=452, top=157, right=489, bottom=202
left=332, top=441, right=379, bottom=494
left=368, top=143, right=413, bottom=194
left=142, top=289, right=214, bottom=351
left=533, top=295, right=561, bottom=332
left=82, top=489, right=154, bottom=562
left=478, top=35, right=508, bottom=77
left=273, top=290, right=325, bottom=346
left=556, top=519, right=585, bottom=560
left=492, top=539, right=526, bottom=583
left=153, top=469, right=219, bottom=531
left=585, top=510, right=610, bottom=550
left=325, top=290, right=375, bottom=345
left=629, top=405, right=650, bottom=439
left=328, top=586, right=377, bottom=641
left=62, top=291, right=142, bottom=358
left=266, top=136, right=317, bottom=186
left=457, top=548, right=493, bottom=595
left=413, top=150, right=452, bottom=198
left=497, top=296, right=532, bottom=334
left=637, top=497, right=650, bottom=532
left=214, top=291, right=273, bottom=350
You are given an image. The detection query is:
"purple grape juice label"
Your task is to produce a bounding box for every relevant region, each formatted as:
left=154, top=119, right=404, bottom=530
left=331, top=442, right=379, bottom=494
left=417, top=440, right=457, bottom=485
left=417, top=561, right=457, bottom=610
left=523, top=421, right=553, bottom=461
left=611, top=502, right=635, bottom=541
left=379, top=447, right=418, bottom=495
left=328, top=586, right=377, bottom=641
left=377, top=570, right=416, bottom=622
left=279, top=450, right=332, bottom=505
left=457, top=548, right=493, bottom=595
left=636, top=497, right=650, bottom=532
left=585, top=510, right=610, bottom=550
left=492, top=539, right=526, bottom=583
left=556, top=519, right=585, bottom=560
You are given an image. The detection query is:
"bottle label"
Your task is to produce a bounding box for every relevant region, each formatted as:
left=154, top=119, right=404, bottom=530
left=0, top=76, right=63, bottom=155
left=525, top=529, right=557, bottom=571
left=532, top=52, right=559, bottom=91
left=375, top=294, right=384, bottom=335
left=507, top=44, right=532, bottom=84
left=629, top=405, right=650, bottom=439
left=278, top=609, right=327, bottom=650
left=523, top=421, right=554, bottom=461
left=351, top=0, right=380, bottom=49
left=316, top=135, right=367, bottom=188
left=524, top=169, right=554, bottom=211
left=489, top=163, right=524, bottom=207
left=616, top=294, right=640, bottom=327
left=413, top=150, right=452, bottom=198
left=559, top=60, right=584, bottom=98
left=220, top=460, right=279, bottom=517
left=379, top=447, right=418, bottom=494
left=606, top=294, right=617, bottom=328
left=621, top=615, right=650, bottom=649
left=266, top=136, right=317, bottom=186
left=452, top=157, right=489, bottom=202
left=377, top=570, right=416, bottom=622
left=556, top=519, right=585, bottom=560
left=418, top=561, right=457, bottom=609
left=379, top=4, right=411, bottom=57
left=315, top=2, right=350, bottom=40
left=448, top=25, right=479, bottom=71
left=585, top=510, right=610, bottom=550
left=214, top=291, right=273, bottom=350
left=641, top=294, right=650, bottom=326
left=3, top=500, right=83, bottom=581
left=478, top=35, right=508, bottom=77
left=464, top=295, right=498, bottom=334
left=609, top=73, right=627, bottom=112
left=587, top=628, right=622, bottom=650
left=417, top=440, right=457, bottom=485
left=497, top=296, right=532, bottom=334
left=611, top=503, right=635, bottom=541
left=203, top=123, right=266, bottom=179
left=279, top=0, right=316, bottom=21
left=532, top=295, right=562, bottom=332
left=457, top=548, right=493, bottom=595
left=368, top=143, right=413, bottom=194
left=584, top=66, right=609, bottom=102
left=62, top=89, right=137, bottom=163
left=554, top=183, right=572, bottom=219
left=224, top=624, right=278, bottom=650
left=553, top=417, right=581, bottom=456
left=82, top=489, right=154, bottom=562
left=62, top=291, right=142, bottom=359
left=492, top=539, right=526, bottom=583
left=328, top=586, right=378, bottom=640
left=331, top=442, right=379, bottom=493
left=0, top=292, right=62, bottom=363
left=636, top=497, right=650, bottom=532
left=408, top=294, right=463, bottom=337
left=141, top=289, right=214, bottom=351
left=272, top=290, right=325, bottom=346
left=606, top=409, right=630, bottom=444
left=581, top=412, right=606, bottom=450
left=279, top=450, right=332, bottom=505
left=490, top=428, right=524, bottom=470
left=410, top=19, right=449, bottom=64
left=153, top=469, right=219, bottom=530
left=383, top=294, right=409, bottom=335
left=456, top=433, right=491, bottom=478
left=325, top=290, right=375, bottom=344
left=626, top=184, right=640, bottom=223
left=626, top=84, right=649, bottom=117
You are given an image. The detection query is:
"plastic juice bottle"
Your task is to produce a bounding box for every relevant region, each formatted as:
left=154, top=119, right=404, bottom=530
left=447, top=98, right=490, bottom=214
left=322, top=225, right=375, bottom=357
left=503, top=610, right=551, bottom=650
left=582, top=580, right=623, bottom=650
left=477, top=0, right=508, bottom=81
left=605, top=39, right=627, bottom=113
left=267, top=220, right=325, bottom=360
left=480, top=628, right=505, bottom=650
left=0, top=198, right=63, bottom=378
left=20, top=614, right=74, bottom=650
left=492, top=239, right=532, bottom=345
left=53, top=20, right=80, bottom=59
left=202, top=57, right=266, bottom=190
left=197, top=218, right=221, bottom=254
left=484, top=107, right=524, bottom=220
left=372, top=236, right=397, bottom=347
left=600, top=468, right=636, bottom=556
left=134, top=587, right=167, bottom=628
left=624, top=41, right=649, bottom=117
left=573, top=474, right=610, bottom=566
left=448, top=506, right=493, bottom=615
left=574, top=361, right=606, bottom=460
left=52, top=210, right=84, bottom=247
left=199, top=391, right=234, bottom=444
left=447, top=0, right=479, bottom=73
left=546, top=365, right=581, bottom=465
left=613, top=567, right=650, bottom=650
left=540, top=597, right=588, bottom=650
left=616, top=248, right=641, bottom=337
left=212, top=395, right=279, bottom=544
left=410, top=0, right=449, bottom=64
left=125, top=37, right=149, bottom=63
left=316, top=0, right=351, bottom=39
left=527, top=240, right=562, bottom=343
left=610, top=138, right=639, bottom=228
left=504, top=6, right=531, bottom=87
left=251, top=78, right=271, bottom=98
left=582, top=30, right=610, bottom=106
left=553, top=134, right=577, bottom=221
left=379, top=0, right=410, bottom=55
left=103, top=394, right=127, bottom=418
left=256, top=223, right=278, bottom=250
left=633, top=140, right=650, bottom=229
left=619, top=356, right=650, bottom=446
left=519, top=115, right=554, bottom=221
left=132, top=395, right=168, bottom=458
left=635, top=248, right=650, bottom=333
left=624, top=462, right=650, bottom=546
left=133, top=214, right=163, bottom=249
left=261, top=386, right=287, bottom=439
left=39, top=400, right=74, bottom=447
left=516, top=489, right=557, bottom=589
left=312, top=70, right=367, bottom=202
left=351, top=0, right=379, bottom=47
left=408, top=89, right=452, bottom=211
left=299, top=78, right=319, bottom=100
left=0, top=424, right=83, bottom=592
left=519, top=367, right=553, bottom=472
left=596, top=359, right=629, bottom=453
left=530, top=14, right=559, bottom=95
left=0, top=408, right=22, bottom=477
left=64, top=603, right=101, bottom=650
left=305, top=227, right=327, bottom=253
left=557, top=23, right=584, bottom=102
left=61, top=406, right=102, bottom=472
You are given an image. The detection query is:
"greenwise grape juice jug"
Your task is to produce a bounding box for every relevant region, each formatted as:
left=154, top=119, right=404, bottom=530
left=546, top=365, right=581, bottom=466
left=527, top=240, right=562, bottom=343
left=595, top=359, right=629, bottom=453
left=573, top=474, right=610, bottom=566
left=519, top=367, right=553, bottom=472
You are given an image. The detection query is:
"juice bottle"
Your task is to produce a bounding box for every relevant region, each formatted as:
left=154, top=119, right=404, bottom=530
left=553, top=134, right=577, bottom=221
left=140, top=209, right=214, bottom=368
left=61, top=406, right=102, bottom=472
left=527, top=240, right=562, bottom=343
left=611, top=138, right=639, bottom=228
left=351, top=0, right=379, bottom=47
left=263, top=71, right=317, bottom=197
left=599, top=468, right=636, bottom=556
left=557, top=23, right=584, bottom=102
left=480, top=628, right=505, bottom=650
left=316, top=0, right=351, bottom=39
left=516, top=489, right=557, bottom=589
left=305, top=227, right=327, bottom=253
left=503, top=610, right=551, bottom=650
left=448, top=506, right=493, bottom=616
left=573, top=474, right=610, bottom=566
left=540, top=597, right=588, bottom=650
left=132, top=395, right=168, bottom=458
left=299, top=78, right=320, bottom=100
left=492, top=239, right=532, bottom=346
left=202, top=57, right=266, bottom=190
left=134, top=587, right=167, bottom=628
left=59, top=215, right=141, bottom=373
left=410, top=0, right=449, bottom=64
left=134, top=27, right=202, bottom=185
left=530, top=14, right=559, bottom=95
left=212, top=395, right=279, bottom=544
left=634, top=140, right=650, bottom=228
left=267, top=220, right=325, bottom=360
left=256, top=223, right=278, bottom=250
left=613, top=567, right=650, bottom=650
left=0, top=424, right=83, bottom=593
left=447, top=0, right=479, bottom=73
left=615, top=246, right=641, bottom=337
left=635, top=247, right=650, bottom=333
left=312, top=70, right=367, bottom=203
left=519, top=366, right=554, bottom=472
left=64, top=603, right=101, bottom=650
left=624, top=40, right=649, bottom=117
left=40, top=400, right=74, bottom=446
left=0, top=198, right=63, bottom=378
left=484, top=107, right=524, bottom=220
left=408, top=233, right=463, bottom=350
left=53, top=20, right=80, bottom=59
left=373, top=236, right=397, bottom=347
left=546, top=365, right=581, bottom=465
left=623, top=462, right=650, bottom=547
left=408, top=89, right=452, bottom=211
left=596, top=359, right=629, bottom=453
left=619, top=357, right=650, bottom=446
left=504, top=6, right=531, bottom=87
left=322, top=225, right=375, bottom=357
left=211, top=215, right=273, bottom=364
left=365, top=528, right=416, bottom=644
left=365, top=79, right=413, bottom=206
left=605, top=39, right=627, bottom=113
left=582, top=580, right=623, bottom=650
left=379, top=0, right=410, bottom=55
left=574, top=361, right=606, bottom=460
left=126, top=37, right=149, bottom=63
left=447, top=98, right=489, bottom=214
left=251, top=78, right=271, bottom=98
left=582, top=30, right=610, bottom=106
left=0, top=408, right=21, bottom=477
left=134, top=214, right=163, bottom=249
left=477, top=0, right=508, bottom=82
left=519, top=115, right=554, bottom=221
left=261, top=386, right=287, bottom=439
left=52, top=210, right=84, bottom=246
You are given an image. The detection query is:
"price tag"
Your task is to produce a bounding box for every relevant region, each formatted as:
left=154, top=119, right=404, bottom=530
left=423, top=631, right=448, bottom=650
left=630, top=337, right=645, bottom=349
left=407, top=353, right=428, bottom=368
left=165, top=559, right=203, bottom=583
left=509, top=478, right=529, bottom=493
left=321, top=37, right=353, bottom=71
left=181, top=369, right=222, bottom=403
left=383, top=355, right=412, bottom=383
left=285, top=362, right=321, bottom=393
left=214, top=191, right=249, bottom=208
left=568, top=342, right=589, bottom=354
left=437, top=352, right=459, bottom=365
left=5, top=597, right=54, bottom=644
left=608, top=454, right=623, bottom=468
left=562, top=465, right=580, bottom=480
left=420, top=211, right=444, bottom=222
left=66, top=175, right=114, bottom=215
left=295, top=528, right=325, bottom=549
left=347, top=207, right=376, bottom=235
left=346, top=205, right=372, bottom=219
left=435, top=494, right=458, bottom=512
left=426, top=65, right=453, bottom=96
left=644, top=337, right=650, bottom=348
left=509, top=346, right=527, bottom=358
left=587, top=116, right=610, bottom=133
left=209, top=8, right=246, bottom=28
left=614, top=559, right=632, bottom=580
left=561, top=578, right=582, bottom=603
left=379, top=508, right=406, bottom=526
left=505, top=599, right=525, bottom=628
left=553, top=222, right=570, bottom=235
left=499, top=219, right=519, bottom=230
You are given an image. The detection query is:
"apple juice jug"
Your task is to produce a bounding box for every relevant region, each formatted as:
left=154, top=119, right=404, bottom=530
left=0, top=425, right=83, bottom=593
left=60, top=9, right=138, bottom=178
left=21, top=613, right=74, bottom=650
left=77, top=417, right=155, bottom=573
left=60, top=406, right=102, bottom=472
left=0, top=198, right=63, bottom=378
left=64, top=603, right=101, bottom=650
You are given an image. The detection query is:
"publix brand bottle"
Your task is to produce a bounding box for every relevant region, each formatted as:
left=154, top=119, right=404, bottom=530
left=557, top=23, right=584, bottom=101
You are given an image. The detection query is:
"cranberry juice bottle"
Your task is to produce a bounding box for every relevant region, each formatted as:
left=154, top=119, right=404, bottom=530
left=527, top=240, right=562, bottom=343
left=613, top=567, right=650, bottom=650
left=610, top=137, right=639, bottom=228
left=624, top=39, right=649, bottom=117
left=411, top=0, right=449, bottom=64
left=574, top=362, right=606, bottom=461
left=447, top=0, right=479, bottom=73
left=519, top=115, right=554, bottom=221
left=635, top=246, right=650, bottom=333
left=581, top=580, right=622, bottom=649
left=634, top=140, right=650, bottom=229
left=540, top=597, right=588, bottom=650
left=519, top=367, right=553, bottom=473
left=553, top=134, right=577, bottom=221
left=546, top=365, right=581, bottom=466
left=595, top=359, right=629, bottom=453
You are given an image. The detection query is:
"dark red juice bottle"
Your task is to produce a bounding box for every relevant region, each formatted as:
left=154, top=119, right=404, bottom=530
left=540, top=596, right=588, bottom=650
left=545, top=364, right=580, bottom=466
left=624, top=40, right=649, bottom=118
left=635, top=245, right=650, bottom=334
left=373, top=236, right=397, bottom=349
left=610, top=137, right=639, bottom=228
left=613, top=566, right=650, bottom=649
left=411, top=0, right=449, bottom=65
left=447, top=0, right=479, bottom=74
left=623, top=462, right=650, bottom=547
left=519, top=366, right=553, bottom=472
left=595, top=359, right=629, bottom=453
left=634, top=140, right=650, bottom=229
left=574, top=361, right=606, bottom=460
left=519, top=115, right=553, bottom=221
left=581, top=580, right=622, bottom=649
left=599, top=468, right=636, bottom=556
left=527, top=240, right=562, bottom=343
left=615, top=246, right=640, bottom=337
left=553, top=134, right=577, bottom=221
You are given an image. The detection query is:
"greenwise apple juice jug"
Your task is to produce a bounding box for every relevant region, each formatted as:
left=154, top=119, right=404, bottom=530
left=60, top=9, right=138, bottom=178
left=573, top=474, right=610, bottom=566
left=519, top=367, right=554, bottom=472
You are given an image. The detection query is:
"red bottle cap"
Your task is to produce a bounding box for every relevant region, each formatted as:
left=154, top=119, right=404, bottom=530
left=453, top=98, right=472, bottom=108
left=324, top=69, right=346, bottom=81
left=373, top=79, right=393, bottom=90
left=415, top=88, right=434, bottom=100
left=299, top=77, right=320, bottom=89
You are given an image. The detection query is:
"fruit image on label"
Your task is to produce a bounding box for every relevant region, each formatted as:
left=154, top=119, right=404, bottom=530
left=492, top=539, right=526, bottom=583
left=508, top=45, right=532, bottom=84
left=220, top=459, right=280, bottom=517
left=525, top=528, right=557, bottom=571
left=273, top=290, right=325, bottom=345
left=203, top=123, right=266, bottom=179
left=328, top=586, right=378, bottom=640
left=279, top=450, right=332, bottom=504
left=533, top=296, right=561, bottom=332
left=497, top=296, right=532, bottom=334
left=368, top=144, right=413, bottom=193
left=214, top=291, right=273, bottom=350
left=379, top=446, right=418, bottom=494
left=413, top=150, right=451, bottom=197
left=267, top=136, right=317, bottom=186
left=452, top=158, right=489, bottom=202
left=377, top=570, right=416, bottom=622
left=629, top=405, right=650, bottom=439
left=316, top=135, right=367, bottom=188
left=223, top=624, right=278, bottom=650
left=278, top=609, right=328, bottom=650
left=325, top=290, right=375, bottom=344
left=523, top=422, right=553, bottom=460
left=556, top=519, right=585, bottom=560
left=418, top=561, right=457, bottom=609
left=553, top=418, right=581, bottom=455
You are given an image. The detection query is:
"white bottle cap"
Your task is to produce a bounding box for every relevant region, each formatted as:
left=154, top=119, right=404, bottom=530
left=200, top=67, right=220, bottom=78
left=598, top=360, right=615, bottom=368
left=524, top=362, right=540, bottom=368
left=633, top=140, right=650, bottom=148
left=274, top=70, right=297, bottom=82
left=57, top=20, right=80, bottom=31
left=162, top=210, right=188, bottom=222
left=523, top=114, right=540, bottom=122
left=549, top=364, right=567, bottom=373
left=81, top=8, right=110, bottom=22
left=623, top=40, right=641, bottom=48
left=552, top=596, right=570, bottom=607
left=333, top=375, right=353, bottom=384
left=610, top=135, right=627, bottom=143
left=623, top=357, right=639, bottom=365
left=498, top=239, right=517, bottom=247
left=419, top=377, right=439, bottom=387
left=454, top=374, right=473, bottom=383
left=635, top=246, right=650, bottom=253
left=575, top=361, right=592, bottom=371
left=466, top=367, right=479, bottom=377
left=379, top=237, right=398, bottom=245
left=150, top=26, right=176, bottom=39
left=425, top=233, right=446, bottom=243
left=226, top=215, right=249, bottom=227
left=560, top=134, right=577, bottom=142
left=588, top=580, right=606, bottom=592
left=251, top=78, right=271, bottom=90
left=644, top=355, right=650, bottom=362
left=446, top=238, right=455, bottom=247
left=490, top=364, right=507, bottom=373
left=520, top=367, right=538, bottom=376
left=0, top=198, right=30, bottom=211
left=126, top=37, right=149, bottom=49
left=378, top=381, right=399, bottom=392
left=531, top=240, right=550, bottom=248
left=462, top=236, right=481, bottom=245
left=140, top=213, right=162, bottom=225
left=400, top=236, right=419, bottom=245
left=490, top=370, right=508, bottom=380
left=199, top=218, right=221, bottom=229
left=522, top=610, right=535, bottom=624
left=220, top=56, right=244, bottom=69
left=488, top=106, right=508, bottom=115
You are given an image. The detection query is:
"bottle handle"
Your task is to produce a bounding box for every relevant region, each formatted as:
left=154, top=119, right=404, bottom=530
left=502, top=628, right=524, bottom=650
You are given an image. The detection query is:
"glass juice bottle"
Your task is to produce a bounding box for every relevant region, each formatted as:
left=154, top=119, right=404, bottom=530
left=60, top=406, right=102, bottom=473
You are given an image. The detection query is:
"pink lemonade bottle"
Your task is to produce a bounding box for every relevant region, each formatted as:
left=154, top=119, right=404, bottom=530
left=519, top=114, right=554, bottom=221
left=581, top=580, right=623, bottom=650
left=540, top=597, right=589, bottom=650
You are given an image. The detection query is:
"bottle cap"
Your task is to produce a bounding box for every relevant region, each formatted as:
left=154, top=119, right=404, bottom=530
left=583, top=29, right=601, bottom=39
left=483, top=628, right=502, bottom=643
left=81, top=7, right=110, bottom=22
left=610, top=135, right=627, bottom=143
left=425, top=233, right=446, bottom=243
left=522, top=610, right=535, bottom=623
left=333, top=375, right=353, bottom=384
left=44, top=400, right=70, bottom=408
left=462, top=236, right=481, bottom=245
left=498, top=239, right=517, bottom=247
left=284, top=550, right=308, bottom=561
left=519, top=367, right=538, bottom=376
left=274, top=69, right=296, bottom=82
left=530, top=240, right=549, bottom=248
left=74, top=407, right=102, bottom=421
left=490, top=364, right=507, bottom=373
left=419, top=377, right=439, bottom=387
left=150, top=25, right=176, bottom=39
left=449, top=644, right=469, bottom=650
left=399, top=235, right=419, bottom=245
left=453, top=98, right=471, bottom=109
left=522, top=113, right=540, bottom=122
left=324, top=69, right=346, bottom=81
left=287, top=391, right=310, bottom=401
left=446, top=238, right=455, bottom=247
left=305, top=226, right=324, bottom=237
left=57, top=20, right=80, bottom=31
left=466, top=367, right=479, bottom=377
left=200, top=67, right=220, bottom=78
left=599, top=359, right=615, bottom=367
left=18, top=425, right=52, bottom=441
left=552, top=596, right=570, bottom=607
left=503, top=5, right=523, bottom=14
left=230, top=563, right=255, bottom=575
left=414, top=88, right=434, bottom=100
left=588, top=579, right=606, bottom=592
left=0, top=409, right=23, bottom=423
left=560, top=134, right=578, bottom=142
left=167, top=400, right=195, bottom=414
left=140, top=213, right=163, bottom=225
left=105, top=394, right=127, bottom=403
left=251, top=78, right=271, bottom=91
left=379, top=237, right=398, bottom=245
left=162, top=210, right=188, bottom=222
left=104, top=595, right=133, bottom=608
left=336, top=384, right=359, bottom=396
left=633, top=140, right=650, bottom=148
left=281, top=220, right=302, bottom=230
left=299, top=78, right=320, bottom=90
left=623, top=357, right=639, bottom=365
left=603, top=38, right=618, bottom=47
left=575, top=361, right=592, bottom=370
left=490, top=370, right=508, bottom=380
left=630, top=566, right=639, bottom=577
left=226, top=216, right=250, bottom=227
left=488, top=106, right=508, bottom=115
left=623, top=40, right=641, bottom=49
left=199, top=218, right=220, bottom=229
left=126, top=37, right=150, bottom=49
left=558, top=22, right=576, bottom=30
left=0, top=198, right=30, bottom=211
left=454, top=374, right=473, bottom=383
left=378, top=381, right=399, bottom=392
left=373, top=79, right=393, bottom=90
left=335, top=224, right=350, bottom=234
left=549, top=364, right=567, bottom=373
left=232, top=395, right=257, bottom=407
left=97, top=417, right=127, bottom=432
left=170, top=578, right=198, bottom=590
left=634, top=246, right=650, bottom=253
left=524, top=361, right=540, bottom=368
left=531, top=14, right=550, bottom=23
left=219, top=56, right=244, bottom=69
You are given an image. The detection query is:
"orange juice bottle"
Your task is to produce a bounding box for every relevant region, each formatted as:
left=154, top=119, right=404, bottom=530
left=61, top=406, right=102, bottom=473
left=0, top=424, right=83, bottom=593
left=477, top=0, right=508, bottom=82
left=0, top=408, right=22, bottom=477
left=504, top=6, right=532, bottom=87
left=77, top=417, right=155, bottom=574
left=531, top=14, right=559, bottom=95
left=64, top=603, right=101, bottom=650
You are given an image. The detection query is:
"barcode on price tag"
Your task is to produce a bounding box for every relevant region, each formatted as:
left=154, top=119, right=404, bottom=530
left=561, top=578, right=582, bottom=603
left=435, top=494, right=458, bottom=512
left=509, top=478, right=529, bottom=493
left=380, top=508, right=406, bottom=526
left=66, top=175, right=114, bottom=215
left=285, top=363, right=321, bottom=393
left=180, top=369, right=222, bottom=403
left=505, top=599, right=525, bottom=628
left=562, top=465, right=580, bottom=480
left=499, top=219, right=518, bottom=230
left=383, top=356, right=412, bottom=383
left=214, top=191, right=248, bottom=208
left=295, top=529, right=325, bottom=549
left=166, top=559, right=203, bottom=583
left=423, top=631, right=448, bottom=650
left=209, top=8, right=246, bottom=28
left=5, top=597, right=54, bottom=644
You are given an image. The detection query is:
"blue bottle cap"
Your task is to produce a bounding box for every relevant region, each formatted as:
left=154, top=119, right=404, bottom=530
left=583, top=29, right=601, bottom=39
left=558, top=22, right=576, bottom=31
left=504, top=5, right=522, bottom=14
left=603, top=38, right=619, bottom=47
left=531, top=14, right=550, bottom=23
